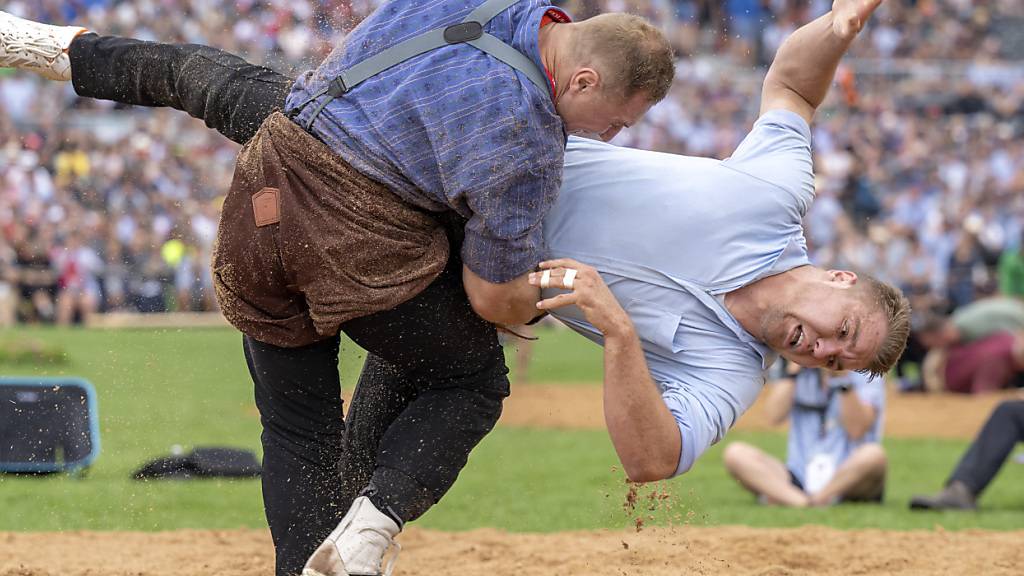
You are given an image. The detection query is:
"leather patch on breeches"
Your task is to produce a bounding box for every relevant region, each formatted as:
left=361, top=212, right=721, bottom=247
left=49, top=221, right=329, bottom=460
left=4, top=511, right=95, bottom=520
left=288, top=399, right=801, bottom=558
left=252, top=187, right=281, bottom=226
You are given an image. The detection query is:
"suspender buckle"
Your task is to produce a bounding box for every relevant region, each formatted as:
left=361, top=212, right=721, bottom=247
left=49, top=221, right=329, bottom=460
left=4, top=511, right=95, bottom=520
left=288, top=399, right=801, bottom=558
left=443, top=21, right=484, bottom=44
left=329, top=76, right=350, bottom=96
left=327, top=77, right=348, bottom=97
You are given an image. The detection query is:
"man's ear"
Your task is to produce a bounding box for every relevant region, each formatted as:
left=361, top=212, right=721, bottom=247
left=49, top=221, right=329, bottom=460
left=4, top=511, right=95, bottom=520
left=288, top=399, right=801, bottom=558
left=570, top=67, right=600, bottom=94
left=828, top=269, right=858, bottom=285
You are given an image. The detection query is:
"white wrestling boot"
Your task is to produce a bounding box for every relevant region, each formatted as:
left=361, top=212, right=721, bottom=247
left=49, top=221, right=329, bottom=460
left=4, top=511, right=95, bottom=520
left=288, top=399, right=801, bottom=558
left=0, top=11, right=87, bottom=81
left=302, top=496, right=402, bottom=576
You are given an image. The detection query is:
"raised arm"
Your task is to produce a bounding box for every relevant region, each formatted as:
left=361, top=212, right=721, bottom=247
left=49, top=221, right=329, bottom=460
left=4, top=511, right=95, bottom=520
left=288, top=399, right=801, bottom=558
left=760, top=0, right=883, bottom=123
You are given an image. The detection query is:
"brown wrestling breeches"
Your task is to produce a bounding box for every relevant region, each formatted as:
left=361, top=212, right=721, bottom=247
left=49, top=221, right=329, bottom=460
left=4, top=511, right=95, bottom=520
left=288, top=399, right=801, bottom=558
left=212, top=112, right=450, bottom=347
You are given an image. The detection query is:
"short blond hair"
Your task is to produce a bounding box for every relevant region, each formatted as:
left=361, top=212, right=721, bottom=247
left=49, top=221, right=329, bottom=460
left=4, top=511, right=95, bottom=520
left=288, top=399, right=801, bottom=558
left=856, top=275, right=911, bottom=379
left=574, top=13, right=675, bottom=102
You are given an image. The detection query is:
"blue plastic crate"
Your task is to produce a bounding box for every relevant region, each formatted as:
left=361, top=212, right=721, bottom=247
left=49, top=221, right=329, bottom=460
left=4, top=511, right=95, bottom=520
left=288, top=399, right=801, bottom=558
left=0, top=377, right=101, bottom=473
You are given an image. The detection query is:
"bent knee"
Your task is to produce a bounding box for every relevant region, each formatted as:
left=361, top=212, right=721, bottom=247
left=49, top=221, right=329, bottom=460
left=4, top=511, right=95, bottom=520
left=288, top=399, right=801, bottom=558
left=723, top=441, right=757, bottom=470
left=856, top=443, right=888, bottom=473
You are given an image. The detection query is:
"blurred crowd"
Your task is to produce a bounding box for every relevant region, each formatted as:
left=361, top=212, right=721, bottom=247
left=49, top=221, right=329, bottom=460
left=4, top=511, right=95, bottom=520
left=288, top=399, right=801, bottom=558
left=2, top=1, right=1024, bottom=349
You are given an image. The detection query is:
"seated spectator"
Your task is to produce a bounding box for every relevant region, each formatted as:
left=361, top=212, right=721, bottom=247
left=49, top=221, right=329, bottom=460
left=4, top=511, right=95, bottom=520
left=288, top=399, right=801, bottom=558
left=910, top=399, right=1024, bottom=511
left=12, top=226, right=57, bottom=323
left=53, top=231, right=102, bottom=325
left=917, top=297, right=1024, bottom=394
left=723, top=366, right=887, bottom=507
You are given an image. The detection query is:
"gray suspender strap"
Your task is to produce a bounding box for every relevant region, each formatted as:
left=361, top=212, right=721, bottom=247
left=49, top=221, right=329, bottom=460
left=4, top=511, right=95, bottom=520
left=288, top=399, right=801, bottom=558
left=464, top=33, right=550, bottom=97
left=291, top=0, right=552, bottom=130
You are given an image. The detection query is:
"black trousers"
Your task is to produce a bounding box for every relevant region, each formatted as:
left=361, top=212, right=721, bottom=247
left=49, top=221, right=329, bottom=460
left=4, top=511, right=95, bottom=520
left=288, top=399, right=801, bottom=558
left=70, top=35, right=510, bottom=576
left=948, top=400, right=1024, bottom=496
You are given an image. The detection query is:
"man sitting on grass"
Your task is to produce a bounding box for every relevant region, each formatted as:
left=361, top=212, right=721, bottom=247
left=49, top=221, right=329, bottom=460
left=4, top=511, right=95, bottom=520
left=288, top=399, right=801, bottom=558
left=723, top=366, right=887, bottom=506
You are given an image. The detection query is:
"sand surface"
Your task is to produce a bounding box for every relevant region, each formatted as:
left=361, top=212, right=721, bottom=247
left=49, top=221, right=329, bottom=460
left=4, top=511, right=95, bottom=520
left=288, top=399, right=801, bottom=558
left=7, top=387, right=1018, bottom=576
left=2, top=525, right=1021, bottom=576
left=497, top=384, right=1020, bottom=439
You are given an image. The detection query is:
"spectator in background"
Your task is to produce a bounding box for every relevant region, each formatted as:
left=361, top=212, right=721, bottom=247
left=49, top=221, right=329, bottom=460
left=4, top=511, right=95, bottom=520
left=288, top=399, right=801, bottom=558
left=4, top=0, right=1024, bottom=326
left=917, top=297, right=1024, bottom=394
left=916, top=297, right=1024, bottom=355
left=997, top=231, right=1024, bottom=299
left=52, top=137, right=90, bottom=189
left=946, top=230, right=986, bottom=310
left=161, top=234, right=190, bottom=311
left=125, top=230, right=169, bottom=313
left=723, top=0, right=764, bottom=64
left=12, top=225, right=57, bottom=323
left=53, top=230, right=101, bottom=325
left=100, top=235, right=127, bottom=311
left=910, top=400, right=1024, bottom=511
left=895, top=229, right=940, bottom=307
left=839, top=150, right=881, bottom=231
left=723, top=366, right=887, bottom=507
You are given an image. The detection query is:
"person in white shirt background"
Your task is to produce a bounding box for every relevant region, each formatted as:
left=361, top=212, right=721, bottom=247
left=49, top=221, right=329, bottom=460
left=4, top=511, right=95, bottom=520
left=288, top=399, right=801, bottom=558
left=722, top=365, right=886, bottom=507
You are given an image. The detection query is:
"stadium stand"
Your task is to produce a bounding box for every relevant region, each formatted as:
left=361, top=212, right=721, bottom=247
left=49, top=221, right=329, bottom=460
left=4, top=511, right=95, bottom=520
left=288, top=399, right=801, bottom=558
left=2, top=0, right=1023, bottom=347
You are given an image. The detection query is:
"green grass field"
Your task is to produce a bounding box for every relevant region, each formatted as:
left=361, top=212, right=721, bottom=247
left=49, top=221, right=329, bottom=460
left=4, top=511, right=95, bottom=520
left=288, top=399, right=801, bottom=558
left=1, top=327, right=1022, bottom=533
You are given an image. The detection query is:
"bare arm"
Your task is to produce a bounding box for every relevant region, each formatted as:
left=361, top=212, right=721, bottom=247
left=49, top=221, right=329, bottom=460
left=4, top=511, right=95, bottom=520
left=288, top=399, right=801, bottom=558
left=601, top=319, right=681, bottom=482
left=837, top=387, right=878, bottom=440
left=761, top=0, right=883, bottom=123
left=762, top=376, right=798, bottom=426
left=531, top=259, right=680, bottom=482
left=463, top=266, right=541, bottom=326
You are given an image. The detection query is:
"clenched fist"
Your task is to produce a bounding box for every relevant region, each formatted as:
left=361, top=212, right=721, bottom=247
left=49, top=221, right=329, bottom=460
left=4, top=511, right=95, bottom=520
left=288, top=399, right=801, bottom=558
left=832, top=0, right=883, bottom=40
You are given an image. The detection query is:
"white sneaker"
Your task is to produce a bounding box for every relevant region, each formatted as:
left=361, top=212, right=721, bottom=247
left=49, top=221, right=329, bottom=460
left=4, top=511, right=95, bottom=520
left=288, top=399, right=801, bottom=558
left=0, top=11, right=87, bottom=81
left=302, top=496, right=402, bottom=576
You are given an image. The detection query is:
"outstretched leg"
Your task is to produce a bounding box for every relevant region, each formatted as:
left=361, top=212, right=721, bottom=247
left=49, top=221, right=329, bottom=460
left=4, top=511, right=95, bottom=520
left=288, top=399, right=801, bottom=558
left=69, top=33, right=291, bottom=145
left=0, top=10, right=291, bottom=144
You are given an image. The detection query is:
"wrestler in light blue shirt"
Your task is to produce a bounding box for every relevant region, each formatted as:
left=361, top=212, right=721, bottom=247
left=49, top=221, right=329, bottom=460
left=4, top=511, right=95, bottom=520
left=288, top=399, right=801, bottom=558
left=543, top=110, right=815, bottom=475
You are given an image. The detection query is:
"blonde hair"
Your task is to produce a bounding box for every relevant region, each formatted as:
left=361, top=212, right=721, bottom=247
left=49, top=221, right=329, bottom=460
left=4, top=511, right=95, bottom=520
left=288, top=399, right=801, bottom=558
left=856, top=275, right=911, bottom=379
left=574, top=13, right=675, bottom=102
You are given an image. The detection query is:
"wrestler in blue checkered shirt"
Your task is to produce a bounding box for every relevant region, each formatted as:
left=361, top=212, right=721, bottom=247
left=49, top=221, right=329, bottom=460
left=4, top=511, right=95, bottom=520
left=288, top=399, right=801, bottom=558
left=288, top=0, right=568, bottom=283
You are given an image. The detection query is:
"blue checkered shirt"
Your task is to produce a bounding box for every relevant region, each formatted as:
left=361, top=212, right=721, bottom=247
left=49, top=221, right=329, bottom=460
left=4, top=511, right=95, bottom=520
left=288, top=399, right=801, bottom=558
left=287, top=0, right=567, bottom=282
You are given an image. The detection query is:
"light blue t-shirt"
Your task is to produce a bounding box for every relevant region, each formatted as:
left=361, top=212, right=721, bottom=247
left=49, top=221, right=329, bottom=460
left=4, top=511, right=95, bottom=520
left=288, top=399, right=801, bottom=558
left=785, top=369, right=885, bottom=487
left=543, top=110, right=815, bottom=476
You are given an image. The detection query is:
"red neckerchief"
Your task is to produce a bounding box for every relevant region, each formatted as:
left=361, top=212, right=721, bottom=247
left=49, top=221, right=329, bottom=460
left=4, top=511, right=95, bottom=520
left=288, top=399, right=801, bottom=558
left=539, top=8, right=571, bottom=98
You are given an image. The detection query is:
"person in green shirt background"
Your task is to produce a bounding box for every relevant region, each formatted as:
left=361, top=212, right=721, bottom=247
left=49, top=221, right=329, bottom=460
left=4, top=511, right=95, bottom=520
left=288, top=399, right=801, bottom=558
left=997, top=232, right=1024, bottom=299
